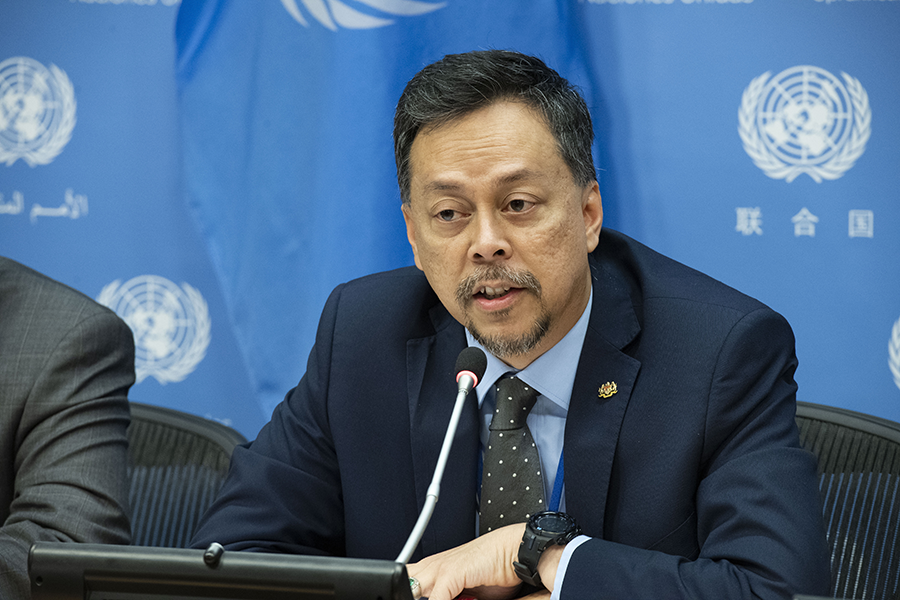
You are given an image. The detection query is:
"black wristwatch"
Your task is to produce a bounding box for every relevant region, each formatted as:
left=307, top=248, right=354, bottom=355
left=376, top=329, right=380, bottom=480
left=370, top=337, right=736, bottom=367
left=513, top=511, right=581, bottom=588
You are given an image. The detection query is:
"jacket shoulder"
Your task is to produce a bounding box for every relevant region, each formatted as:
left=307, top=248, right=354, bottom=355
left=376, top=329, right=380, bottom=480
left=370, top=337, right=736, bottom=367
left=323, top=266, right=450, bottom=343
left=0, top=256, right=126, bottom=333
left=594, top=229, right=768, bottom=314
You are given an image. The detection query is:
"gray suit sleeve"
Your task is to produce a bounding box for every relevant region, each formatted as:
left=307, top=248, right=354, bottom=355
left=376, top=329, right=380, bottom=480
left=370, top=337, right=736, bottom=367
left=0, top=308, right=134, bottom=598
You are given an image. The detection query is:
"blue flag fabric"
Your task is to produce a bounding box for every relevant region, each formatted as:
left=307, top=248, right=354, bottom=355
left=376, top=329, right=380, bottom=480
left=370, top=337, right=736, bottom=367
left=4, top=1, right=897, bottom=434
left=174, top=0, right=594, bottom=417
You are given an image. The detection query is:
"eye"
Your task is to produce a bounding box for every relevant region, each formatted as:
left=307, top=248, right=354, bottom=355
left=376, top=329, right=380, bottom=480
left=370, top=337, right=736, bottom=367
left=507, top=198, right=533, bottom=213
left=437, top=209, right=458, bottom=222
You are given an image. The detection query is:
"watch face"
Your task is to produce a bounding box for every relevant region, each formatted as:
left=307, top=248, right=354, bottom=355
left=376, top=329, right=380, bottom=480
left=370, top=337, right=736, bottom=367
left=531, top=512, right=575, bottom=536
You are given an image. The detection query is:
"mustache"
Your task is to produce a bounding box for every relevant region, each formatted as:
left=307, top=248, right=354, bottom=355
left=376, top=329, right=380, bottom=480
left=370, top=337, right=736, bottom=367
left=455, top=265, right=542, bottom=307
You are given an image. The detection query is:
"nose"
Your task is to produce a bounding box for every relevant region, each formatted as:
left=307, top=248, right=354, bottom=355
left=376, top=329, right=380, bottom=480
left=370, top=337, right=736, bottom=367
left=469, top=212, right=511, bottom=263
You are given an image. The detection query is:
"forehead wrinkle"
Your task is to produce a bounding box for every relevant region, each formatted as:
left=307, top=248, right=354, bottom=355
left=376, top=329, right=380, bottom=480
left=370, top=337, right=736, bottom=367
left=493, top=168, right=547, bottom=188
left=421, top=167, right=549, bottom=197
left=422, top=180, right=464, bottom=195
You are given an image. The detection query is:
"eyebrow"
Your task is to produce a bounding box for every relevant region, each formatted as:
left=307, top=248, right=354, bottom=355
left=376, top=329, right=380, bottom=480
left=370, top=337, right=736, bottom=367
left=421, top=169, right=546, bottom=195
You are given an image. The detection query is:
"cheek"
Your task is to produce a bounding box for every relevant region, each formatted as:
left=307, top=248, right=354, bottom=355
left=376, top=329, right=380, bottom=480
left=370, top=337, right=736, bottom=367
left=414, top=239, right=460, bottom=294
left=529, top=215, right=583, bottom=261
left=415, top=238, right=447, bottom=272
left=523, top=216, right=589, bottom=290
left=416, top=226, right=472, bottom=267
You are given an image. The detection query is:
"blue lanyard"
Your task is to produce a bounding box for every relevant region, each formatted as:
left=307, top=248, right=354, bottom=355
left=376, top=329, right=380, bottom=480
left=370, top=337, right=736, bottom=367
left=549, top=451, right=565, bottom=512
left=477, top=447, right=565, bottom=512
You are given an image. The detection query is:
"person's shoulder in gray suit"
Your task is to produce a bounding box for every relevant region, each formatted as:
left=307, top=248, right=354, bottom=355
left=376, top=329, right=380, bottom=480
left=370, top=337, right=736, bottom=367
left=0, top=256, right=134, bottom=598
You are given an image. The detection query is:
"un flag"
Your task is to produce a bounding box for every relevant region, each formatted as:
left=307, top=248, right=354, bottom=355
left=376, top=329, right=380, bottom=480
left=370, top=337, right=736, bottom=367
left=175, top=0, right=592, bottom=418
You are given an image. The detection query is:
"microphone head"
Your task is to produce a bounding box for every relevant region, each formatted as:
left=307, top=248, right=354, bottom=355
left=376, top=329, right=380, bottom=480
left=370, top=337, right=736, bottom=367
left=455, top=347, right=487, bottom=388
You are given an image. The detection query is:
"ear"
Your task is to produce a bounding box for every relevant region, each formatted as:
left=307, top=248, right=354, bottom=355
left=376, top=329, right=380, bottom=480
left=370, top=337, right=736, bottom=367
left=582, top=181, right=603, bottom=253
left=401, top=202, right=424, bottom=271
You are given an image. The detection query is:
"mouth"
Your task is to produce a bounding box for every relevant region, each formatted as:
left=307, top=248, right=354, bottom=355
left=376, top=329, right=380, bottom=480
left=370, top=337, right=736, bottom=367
left=471, top=284, right=527, bottom=313
left=455, top=266, right=542, bottom=312
left=475, top=285, right=515, bottom=301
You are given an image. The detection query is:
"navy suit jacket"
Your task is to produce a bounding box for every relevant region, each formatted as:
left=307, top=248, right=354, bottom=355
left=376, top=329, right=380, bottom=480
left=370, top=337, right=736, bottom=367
left=192, top=229, right=830, bottom=599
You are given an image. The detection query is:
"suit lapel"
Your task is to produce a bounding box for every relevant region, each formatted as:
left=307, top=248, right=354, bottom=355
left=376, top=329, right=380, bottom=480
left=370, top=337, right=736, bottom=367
left=406, top=305, right=476, bottom=559
left=564, top=257, right=641, bottom=537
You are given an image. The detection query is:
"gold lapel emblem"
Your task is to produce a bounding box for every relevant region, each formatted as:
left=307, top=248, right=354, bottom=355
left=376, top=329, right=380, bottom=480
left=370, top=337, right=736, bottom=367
left=598, top=382, right=618, bottom=399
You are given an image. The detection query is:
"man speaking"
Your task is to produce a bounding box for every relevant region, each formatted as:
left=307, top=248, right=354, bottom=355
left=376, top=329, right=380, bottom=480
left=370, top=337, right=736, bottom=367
left=191, top=50, right=830, bottom=599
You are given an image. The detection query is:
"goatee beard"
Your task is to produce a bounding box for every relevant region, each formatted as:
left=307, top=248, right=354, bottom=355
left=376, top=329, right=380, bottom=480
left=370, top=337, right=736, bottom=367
left=467, top=310, right=551, bottom=360
left=457, top=265, right=550, bottom=360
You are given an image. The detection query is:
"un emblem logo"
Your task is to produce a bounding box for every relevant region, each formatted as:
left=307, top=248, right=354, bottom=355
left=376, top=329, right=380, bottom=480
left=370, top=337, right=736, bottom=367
left=738, top=66, right=870, bottom=183
left=280, top=0, right=445, bottom=30
left=0, top=57, right=76, bottom=167
left=98, top=276, right=211, bottom=385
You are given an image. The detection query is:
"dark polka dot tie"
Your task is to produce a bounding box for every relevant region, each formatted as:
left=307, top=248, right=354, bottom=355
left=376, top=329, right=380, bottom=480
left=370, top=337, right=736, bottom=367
left=479, top=375, right=545, bottom=535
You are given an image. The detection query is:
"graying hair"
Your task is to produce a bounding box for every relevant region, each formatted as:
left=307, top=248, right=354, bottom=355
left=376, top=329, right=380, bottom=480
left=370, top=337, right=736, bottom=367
left=393, top=50, right=596, bottom=204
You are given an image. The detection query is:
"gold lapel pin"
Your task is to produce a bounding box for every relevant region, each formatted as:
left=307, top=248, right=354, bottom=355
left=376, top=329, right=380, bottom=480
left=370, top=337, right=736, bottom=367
left=598, top=382, right=618, bottom=399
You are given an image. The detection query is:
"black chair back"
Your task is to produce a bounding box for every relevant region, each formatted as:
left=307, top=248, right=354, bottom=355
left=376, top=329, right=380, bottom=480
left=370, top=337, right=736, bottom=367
left=127, top=402, right=247, bottom=548
left=796, top=401, right=900, bottom=600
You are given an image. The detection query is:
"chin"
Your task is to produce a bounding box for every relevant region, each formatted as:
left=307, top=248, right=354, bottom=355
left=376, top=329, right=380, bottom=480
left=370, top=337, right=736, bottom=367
left=467, top=312, right=551, bottom=360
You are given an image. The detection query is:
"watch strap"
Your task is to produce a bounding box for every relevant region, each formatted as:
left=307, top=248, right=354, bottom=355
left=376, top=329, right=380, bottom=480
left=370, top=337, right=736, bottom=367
left=514, top=521, right=581, bottom=587
left=513, top=557, right=543, bottom=587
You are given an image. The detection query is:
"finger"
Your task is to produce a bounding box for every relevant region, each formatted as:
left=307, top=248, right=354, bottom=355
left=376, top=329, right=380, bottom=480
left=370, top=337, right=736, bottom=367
left=517, top=591, right=552, bottom=600
left=406, top=565, right=463, bottom=600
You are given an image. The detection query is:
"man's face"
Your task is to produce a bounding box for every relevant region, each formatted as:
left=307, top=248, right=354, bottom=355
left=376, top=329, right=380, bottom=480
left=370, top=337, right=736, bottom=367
left=402, top=101, right=603, bottom=368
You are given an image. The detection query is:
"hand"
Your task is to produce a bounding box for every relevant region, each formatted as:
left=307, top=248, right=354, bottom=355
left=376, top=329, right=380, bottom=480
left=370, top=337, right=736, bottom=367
left=407, top=523, right=526, bottom=600
left=518, top=591, right=551, bottom=600
left=455, top=590, right=550, bottom=600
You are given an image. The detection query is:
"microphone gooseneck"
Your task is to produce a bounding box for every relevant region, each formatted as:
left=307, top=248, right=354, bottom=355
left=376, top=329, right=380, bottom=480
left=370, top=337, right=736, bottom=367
left=395, top=347, right=488, bottom=564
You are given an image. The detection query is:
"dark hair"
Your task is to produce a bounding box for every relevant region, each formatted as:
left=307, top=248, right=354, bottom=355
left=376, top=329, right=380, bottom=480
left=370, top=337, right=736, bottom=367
left=393, top=49, right=596, bottom=204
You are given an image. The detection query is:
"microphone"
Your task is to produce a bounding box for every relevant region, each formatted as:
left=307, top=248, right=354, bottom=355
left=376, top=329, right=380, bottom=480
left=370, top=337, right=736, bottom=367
left=395, top=347, right=487, bottom=564
left=455, top=346, right=488, bottom=395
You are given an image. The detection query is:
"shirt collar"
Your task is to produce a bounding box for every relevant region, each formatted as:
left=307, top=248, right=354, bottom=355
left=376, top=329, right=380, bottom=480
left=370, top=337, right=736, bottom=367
left=466, top=289, right=593, bottom=412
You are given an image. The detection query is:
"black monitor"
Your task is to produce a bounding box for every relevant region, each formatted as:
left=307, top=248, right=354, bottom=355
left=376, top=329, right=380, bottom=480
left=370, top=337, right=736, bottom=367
left=29, top=542, right=414, bottom=600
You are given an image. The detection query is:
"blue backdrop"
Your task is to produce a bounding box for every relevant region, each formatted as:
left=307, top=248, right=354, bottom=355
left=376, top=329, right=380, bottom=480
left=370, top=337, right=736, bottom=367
left=2, top=0, right=898, bottom=440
